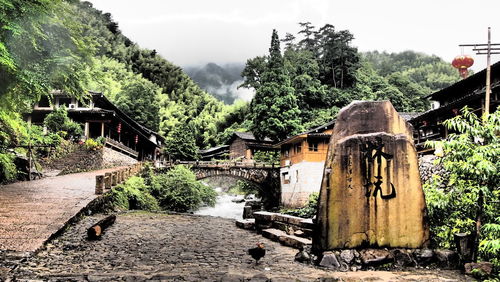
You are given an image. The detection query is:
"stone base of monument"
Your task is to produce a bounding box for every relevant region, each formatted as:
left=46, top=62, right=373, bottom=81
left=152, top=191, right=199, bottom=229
left=299, top=248, right=460, bottom=271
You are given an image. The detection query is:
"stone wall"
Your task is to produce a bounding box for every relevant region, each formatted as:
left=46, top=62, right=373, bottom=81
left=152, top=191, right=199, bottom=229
left=102, top=147, right=138, bottom=168
left=418, top=154, right=448, bottom=185
left=59, top=148, right=104, bottom=175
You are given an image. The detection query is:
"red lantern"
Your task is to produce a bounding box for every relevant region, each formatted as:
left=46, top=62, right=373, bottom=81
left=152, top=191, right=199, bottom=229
left=117, top=122, right=122, bottom=134
left=135, top=134, right=139, bottom=144
left=452, top=55, right=474, bottom=78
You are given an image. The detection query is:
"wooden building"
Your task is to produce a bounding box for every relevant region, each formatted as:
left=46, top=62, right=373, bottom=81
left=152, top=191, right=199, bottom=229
left=275, top=121, right=335, bottom=208
left=410, top=61, right=500, bottom=153
left=26, top=91, right=164, bottom=161
left=226, top=132, right=275, bottom=161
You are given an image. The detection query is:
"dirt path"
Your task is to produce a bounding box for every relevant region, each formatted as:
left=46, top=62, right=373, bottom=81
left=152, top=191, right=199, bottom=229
left=0, top=167, right=126, bottom=252
left=4, top=212, right=474, bottom=281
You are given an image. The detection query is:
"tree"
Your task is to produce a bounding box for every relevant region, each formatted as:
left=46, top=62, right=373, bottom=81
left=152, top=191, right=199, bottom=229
left=0, top=0, right=93, bottom=112
left=115, top=79, right=161, bottom=131
left=250, top=30, right=303, bottom=141
left=150, top=165, right=217, bottom=212
left=425, top=107, right=500, bottom=265
left=164, top=123, right=199, bottom=161
left=43, top=106, right=83, bottom=140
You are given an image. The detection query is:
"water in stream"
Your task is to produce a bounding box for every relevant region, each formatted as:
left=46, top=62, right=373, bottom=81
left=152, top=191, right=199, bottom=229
left=194, top=187, right=246, bottom=220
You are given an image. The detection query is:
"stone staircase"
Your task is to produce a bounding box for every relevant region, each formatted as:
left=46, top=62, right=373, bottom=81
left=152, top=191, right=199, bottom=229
left=41, top=145, right=103, bottom=175
left=236, top=211, right=314, bottom=250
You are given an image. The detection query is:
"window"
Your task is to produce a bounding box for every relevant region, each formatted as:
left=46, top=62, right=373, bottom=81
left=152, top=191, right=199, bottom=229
left=309, top=142, right=318, bottom=152
left=282, top=147, right=289, bottom=157
left=282, top=172, right=290, bottom=184
left=37, top=96, right=51, bottom=108
left=294, top=143, right=302, bottom=154
left=58, top=97, right=72, bottom=108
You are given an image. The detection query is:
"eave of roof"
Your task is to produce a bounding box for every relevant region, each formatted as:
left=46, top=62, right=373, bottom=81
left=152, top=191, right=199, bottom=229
left=424, top=60, right=500, bottom=100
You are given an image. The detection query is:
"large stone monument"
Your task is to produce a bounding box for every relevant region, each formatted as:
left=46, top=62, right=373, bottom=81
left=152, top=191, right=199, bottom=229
left=314, top=101, right=429, bottom=251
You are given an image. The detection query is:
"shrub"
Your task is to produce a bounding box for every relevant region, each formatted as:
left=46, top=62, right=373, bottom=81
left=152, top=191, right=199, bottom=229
left=0, top=153, right=17, bottom=183
left=109, top=176, right=159, bottom=211
left=150, top=165, right=217, bottom=212
left=44, top=106, right=83, bottom=140
left=281, top=192, right=319, bottom=218
left=84, top=138, right=102, bottom=151
left=95, top=136, right=106, bottom=145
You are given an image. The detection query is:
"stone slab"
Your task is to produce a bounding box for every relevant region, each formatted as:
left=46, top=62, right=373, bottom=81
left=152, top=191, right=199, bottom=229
left=277, top=234, right=312, bottom=249
left=235, top=219, right=255, bottom=230
left=261, top=228, right=286, bottom=241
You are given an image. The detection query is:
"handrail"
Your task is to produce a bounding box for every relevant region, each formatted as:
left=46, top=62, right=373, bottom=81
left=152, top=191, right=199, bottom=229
left=156, top=160, right=280, bottom=169
left=105, top=137, right=139, bottom=158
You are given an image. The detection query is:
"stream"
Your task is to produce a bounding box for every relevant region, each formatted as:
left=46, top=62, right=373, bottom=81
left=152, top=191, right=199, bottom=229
left=194, top=187, right=246, bottom=220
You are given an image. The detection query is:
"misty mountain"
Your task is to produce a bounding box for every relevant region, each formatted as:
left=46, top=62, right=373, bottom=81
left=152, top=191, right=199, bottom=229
left=184, top=63, right=254, bottom=104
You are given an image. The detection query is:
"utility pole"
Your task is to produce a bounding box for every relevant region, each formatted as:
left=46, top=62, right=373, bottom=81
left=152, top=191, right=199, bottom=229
left=459, top=27, right=500, bottom=118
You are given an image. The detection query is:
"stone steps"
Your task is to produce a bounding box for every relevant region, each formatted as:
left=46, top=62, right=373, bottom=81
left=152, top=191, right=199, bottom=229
left=235, top=218, right=255, bottom=230
left=262, top=228, right=312, bottom=249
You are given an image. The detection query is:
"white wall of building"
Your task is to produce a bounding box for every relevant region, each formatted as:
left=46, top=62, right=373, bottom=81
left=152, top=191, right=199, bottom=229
left=280, top=161, right=325, bottom=208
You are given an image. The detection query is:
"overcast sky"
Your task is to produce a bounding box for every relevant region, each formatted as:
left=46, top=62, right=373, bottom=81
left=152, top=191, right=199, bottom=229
left=87, top=0, right=500, bottom=71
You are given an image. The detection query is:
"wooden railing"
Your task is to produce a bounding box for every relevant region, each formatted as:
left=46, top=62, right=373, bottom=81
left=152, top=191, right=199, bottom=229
left=105, top=137, right=139, bottom=158
left=157, top=160, right=280, bottom=169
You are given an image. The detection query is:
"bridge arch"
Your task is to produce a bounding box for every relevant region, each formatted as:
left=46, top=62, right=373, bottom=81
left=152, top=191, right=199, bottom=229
left=158, top=161, right=281, bottom=209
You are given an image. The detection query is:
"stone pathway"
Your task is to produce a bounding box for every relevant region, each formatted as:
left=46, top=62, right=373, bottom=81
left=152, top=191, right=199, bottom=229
left=0, top=167, right=125, bottom=252
left=4, top=212, right=473, bottom=281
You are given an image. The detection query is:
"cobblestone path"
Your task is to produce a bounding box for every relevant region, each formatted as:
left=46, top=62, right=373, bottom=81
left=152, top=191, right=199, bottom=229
left=3, top=212, right=472, bottom=281
left=0, top=167, right=125, bottom=252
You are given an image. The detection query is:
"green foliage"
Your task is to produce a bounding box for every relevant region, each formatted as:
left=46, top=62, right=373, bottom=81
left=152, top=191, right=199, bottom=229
left=84, top=138, right=102, bottom=151
left=109, top=176, right=160, bottom=211
left=250, top=29, right=303, bottom=141
left=480, top=217, right=500, bottom=269
left=0, top=0, right=94, bottom=112
left=0, top=152, right=17, bottom=183
left=149, top=165, right=217, bottom=212
left=281, top=192, right=319, bottom=218
left=43, top=106, right=83, bottom=140
left=164, top=123, right=199, bottom=161
left=74, top=2, right=228, bottom=148
left=95, top=136, right=106, bottom=145
left=362, top=50, right=460, bottom=110
left=86, top=56, right=162, bottom=131
left=425, top=107, right=500, bottom=266
left=253, top=150, right=280, bottom=164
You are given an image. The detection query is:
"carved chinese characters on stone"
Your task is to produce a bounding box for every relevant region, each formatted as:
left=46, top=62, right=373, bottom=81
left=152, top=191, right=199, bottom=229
left=360, top=138, right=396, bottom=200
left=314, top=101, right=429, bottom=251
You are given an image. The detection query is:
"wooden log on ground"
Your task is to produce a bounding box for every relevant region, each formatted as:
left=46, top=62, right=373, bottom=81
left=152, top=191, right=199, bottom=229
left=87, top=215, right=117, bottom=240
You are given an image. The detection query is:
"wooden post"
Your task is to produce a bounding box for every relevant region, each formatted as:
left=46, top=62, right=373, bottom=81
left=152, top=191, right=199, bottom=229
left=95, top=175, right=104, bottom=194
left=104, top=172, right=112, bottom=190
left=111, top=171, right=117, bottom=186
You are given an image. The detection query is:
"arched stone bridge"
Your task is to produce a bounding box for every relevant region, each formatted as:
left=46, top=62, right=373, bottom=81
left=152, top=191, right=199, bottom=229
left=157, top=161, right=281, bottom=208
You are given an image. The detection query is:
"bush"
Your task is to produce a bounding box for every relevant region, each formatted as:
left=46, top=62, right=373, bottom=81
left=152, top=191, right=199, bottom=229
left=281, top=192, right=319, bottom=218
left=0, top=153, right=17, bottom=183
left=109, top=176, right=159, bottom=211
left=150, top=165, right=217, bottom=212
left=84, top=138, right=102, bottom=151
left=95, top=136, right=106, bottom=145
left=44, top=106, right=83, bottom=140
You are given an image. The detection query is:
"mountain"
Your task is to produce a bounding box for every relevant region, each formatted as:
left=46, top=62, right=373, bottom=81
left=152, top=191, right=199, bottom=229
left=185, top=63, right=254, bottom=104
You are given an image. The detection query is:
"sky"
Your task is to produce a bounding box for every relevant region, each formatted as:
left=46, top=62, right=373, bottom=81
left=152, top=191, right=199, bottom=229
left=88, top=0, right=500, bottom=72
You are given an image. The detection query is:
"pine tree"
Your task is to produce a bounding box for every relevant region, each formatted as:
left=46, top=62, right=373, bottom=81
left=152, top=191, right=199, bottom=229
left=250, top=30, right=303, bottom=142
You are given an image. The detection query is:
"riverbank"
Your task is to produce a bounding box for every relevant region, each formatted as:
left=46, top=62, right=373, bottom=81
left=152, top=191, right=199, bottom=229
left=2, top=212, right=473, bottom=281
